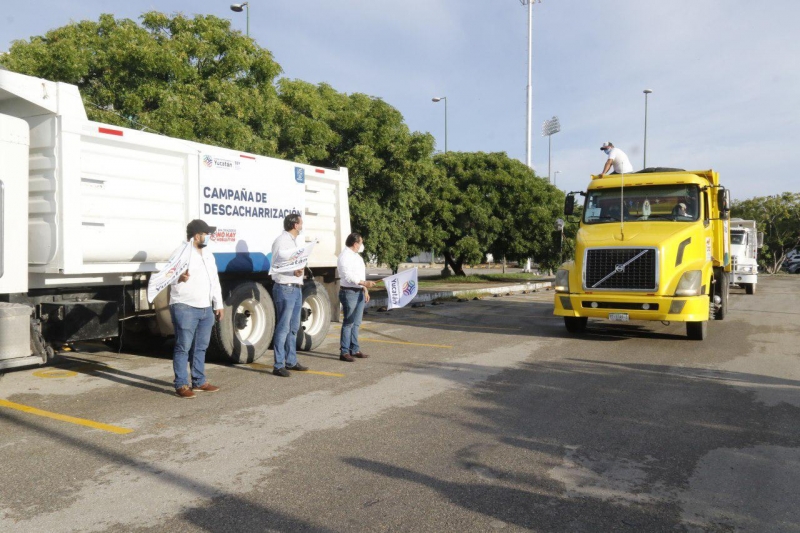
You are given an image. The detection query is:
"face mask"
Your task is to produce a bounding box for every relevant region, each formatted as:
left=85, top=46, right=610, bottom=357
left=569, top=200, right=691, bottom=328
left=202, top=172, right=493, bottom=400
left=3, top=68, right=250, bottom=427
left=199, top=234, right=210, bottom=248
left=603, top=148, right=611, bottom=155
left=357, top=243, right=365, bottom=253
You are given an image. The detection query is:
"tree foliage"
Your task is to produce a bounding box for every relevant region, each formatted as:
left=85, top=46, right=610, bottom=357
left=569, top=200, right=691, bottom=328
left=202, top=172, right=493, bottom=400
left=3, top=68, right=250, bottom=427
left=732, top=193, right=800, bottom=273
left=430, top=152, right=563, bottom=276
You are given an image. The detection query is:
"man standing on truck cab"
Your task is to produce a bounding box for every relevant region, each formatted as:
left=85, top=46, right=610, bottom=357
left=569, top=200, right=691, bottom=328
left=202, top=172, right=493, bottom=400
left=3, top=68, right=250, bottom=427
left=599, top=142, right=634, bottom=176
left=270, top=213, right=310, bottom=377
left=170, top=219, right=225, bottom=399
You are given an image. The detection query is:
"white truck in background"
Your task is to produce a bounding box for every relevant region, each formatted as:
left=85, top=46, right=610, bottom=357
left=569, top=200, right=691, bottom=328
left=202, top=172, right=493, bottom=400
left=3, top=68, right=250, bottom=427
left=0, top=70, right=351, bottom=371
left=729, top=218, right=762, bottom=295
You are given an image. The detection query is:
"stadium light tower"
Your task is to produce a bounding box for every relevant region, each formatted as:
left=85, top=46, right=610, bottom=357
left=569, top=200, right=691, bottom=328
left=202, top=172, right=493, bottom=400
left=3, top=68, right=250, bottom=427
left=520, top=0, right=542, bottom=169
left=542, top=116, right=561, bottom=182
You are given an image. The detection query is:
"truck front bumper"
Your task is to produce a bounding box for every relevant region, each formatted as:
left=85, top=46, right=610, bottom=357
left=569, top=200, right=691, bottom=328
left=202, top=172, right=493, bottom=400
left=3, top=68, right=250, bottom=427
left=731, top=273, right=757, bottom=285
left=553, top=293, right=710, bottom=323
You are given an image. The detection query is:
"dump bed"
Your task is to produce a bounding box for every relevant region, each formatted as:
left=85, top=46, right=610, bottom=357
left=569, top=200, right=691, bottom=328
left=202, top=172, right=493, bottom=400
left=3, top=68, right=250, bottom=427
left=0, top=70, right=350, bottom=288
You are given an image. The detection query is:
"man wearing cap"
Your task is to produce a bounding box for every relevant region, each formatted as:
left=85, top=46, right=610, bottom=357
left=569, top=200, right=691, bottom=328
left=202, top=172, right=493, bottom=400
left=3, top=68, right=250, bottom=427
left=169, top=219, right=225, bottom=399
left=269, top=213, right=310, bottom=377
left=599, top=142, right=634, bottom=176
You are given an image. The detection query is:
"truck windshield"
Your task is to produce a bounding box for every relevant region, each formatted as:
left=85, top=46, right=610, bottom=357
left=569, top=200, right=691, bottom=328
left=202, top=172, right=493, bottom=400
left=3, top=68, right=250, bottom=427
left=731, top=231, right=746, bottom=245
left=583, top=185, right=700, bottom=224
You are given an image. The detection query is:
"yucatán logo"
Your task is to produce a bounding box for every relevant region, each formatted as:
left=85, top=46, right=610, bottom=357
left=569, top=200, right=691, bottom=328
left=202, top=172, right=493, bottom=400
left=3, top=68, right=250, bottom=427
left=294, top=167, right=305, bottom=184
left=402, top=280, right=416, bottom=296
left=203, top=154, right=236, bottom=170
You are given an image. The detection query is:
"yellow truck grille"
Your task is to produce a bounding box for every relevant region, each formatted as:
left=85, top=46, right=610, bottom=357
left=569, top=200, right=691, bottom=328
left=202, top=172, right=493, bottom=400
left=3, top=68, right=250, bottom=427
left=584, top=248, right=658, bottom=291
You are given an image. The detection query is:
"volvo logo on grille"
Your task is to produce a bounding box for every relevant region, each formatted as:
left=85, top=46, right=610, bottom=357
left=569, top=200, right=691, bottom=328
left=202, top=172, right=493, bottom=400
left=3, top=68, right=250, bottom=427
left=615, top=264, right=626, bottom=273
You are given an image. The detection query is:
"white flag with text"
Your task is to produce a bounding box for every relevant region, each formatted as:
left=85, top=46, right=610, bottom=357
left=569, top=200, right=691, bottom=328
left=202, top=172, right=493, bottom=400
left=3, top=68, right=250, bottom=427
left=147, top=240, right=192, bottom=303
left=382, top=267, right=419, bottom=310
left=270, top=241, right=317, bottom=273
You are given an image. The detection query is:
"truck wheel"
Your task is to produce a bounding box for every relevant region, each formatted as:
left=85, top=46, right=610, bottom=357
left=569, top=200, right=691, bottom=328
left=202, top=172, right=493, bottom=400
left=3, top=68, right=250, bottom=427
left=714, top=271, right=729, bottom=320
left=745, top=283, right=755, bottom=295
left=213, top=281, right=275, bottom=364
left=686, top=320, right=707, bottom=340
left=297, top=280, right=332, bottom=351
left=564, top=316, right=588, bottom=334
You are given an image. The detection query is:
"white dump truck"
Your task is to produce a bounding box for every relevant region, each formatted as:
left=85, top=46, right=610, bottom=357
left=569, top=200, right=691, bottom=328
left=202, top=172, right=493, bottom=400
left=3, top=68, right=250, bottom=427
left=0, top=70, right=351, bottom=371
left=729, top=218, right=762, bottom=295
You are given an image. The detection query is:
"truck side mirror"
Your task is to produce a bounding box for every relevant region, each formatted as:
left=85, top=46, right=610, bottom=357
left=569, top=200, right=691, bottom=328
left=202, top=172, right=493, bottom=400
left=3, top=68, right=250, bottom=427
left=717, top=189, right=731, bottom=217
left=564, top=194, right=575, bottom=216
left=757, top=232, right=764, bottom=248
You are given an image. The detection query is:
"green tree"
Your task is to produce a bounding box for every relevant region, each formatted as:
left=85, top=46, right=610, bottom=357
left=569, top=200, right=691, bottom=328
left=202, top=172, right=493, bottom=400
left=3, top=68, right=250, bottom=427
left=732, top=193, right=800, bottom=273
left=430, top=152, right=561, bottom=276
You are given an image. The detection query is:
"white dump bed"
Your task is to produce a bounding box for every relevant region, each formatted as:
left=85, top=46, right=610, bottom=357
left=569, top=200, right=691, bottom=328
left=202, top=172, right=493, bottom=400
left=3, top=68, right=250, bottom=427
left=0, top=70, right=350, bottom=289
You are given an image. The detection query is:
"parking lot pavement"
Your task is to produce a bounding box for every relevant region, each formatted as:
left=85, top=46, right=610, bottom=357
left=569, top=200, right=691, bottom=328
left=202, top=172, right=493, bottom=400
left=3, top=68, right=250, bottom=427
left=1, top=280, right=800, bottom=532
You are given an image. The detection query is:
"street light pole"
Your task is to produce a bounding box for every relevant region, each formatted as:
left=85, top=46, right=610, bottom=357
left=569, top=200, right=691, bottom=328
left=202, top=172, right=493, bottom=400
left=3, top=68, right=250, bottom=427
left=643, top=89, right=653, bottom=168
left=230, top=2, right=250, bottom=38
left=432, top=97, right=448, bottom=153
left=553, top=170, right=561, bottom=189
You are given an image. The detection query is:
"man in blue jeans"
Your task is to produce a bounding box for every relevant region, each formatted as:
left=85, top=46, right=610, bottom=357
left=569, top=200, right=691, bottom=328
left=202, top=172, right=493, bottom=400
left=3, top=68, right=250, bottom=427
left=337, top=232, right=376, bottom=362
left=169, top=219, right=225, bottom=399
left=269, top=213, right=310, bottom=377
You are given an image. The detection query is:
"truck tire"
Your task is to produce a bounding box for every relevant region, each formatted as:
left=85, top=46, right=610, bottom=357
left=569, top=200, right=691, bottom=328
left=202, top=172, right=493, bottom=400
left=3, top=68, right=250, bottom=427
left=686, top=320, right=707, bottom=340
left=564, top=316, right=588, bottom=334
left=297, top=280, right=333, bottom=351
left=714, top=270, right=729, bottom=320
left=745, top=283, right=755, bottom=295
left=213, top=281, right=275, bottom=364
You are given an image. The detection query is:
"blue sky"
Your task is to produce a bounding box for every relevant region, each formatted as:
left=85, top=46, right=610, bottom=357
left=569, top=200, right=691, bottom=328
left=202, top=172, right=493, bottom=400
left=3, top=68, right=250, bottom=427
left=2, top=0, right=798, bottom=200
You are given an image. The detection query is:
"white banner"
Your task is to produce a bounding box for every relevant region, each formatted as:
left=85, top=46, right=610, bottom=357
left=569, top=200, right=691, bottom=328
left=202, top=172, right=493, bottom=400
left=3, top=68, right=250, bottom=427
left=198, top=147, right=306, bottom=273
left=382, top=268, right=419, bottom=310
left=270, top=241, right=317, bottom=273
left=147, top=240, right=192, bottom=303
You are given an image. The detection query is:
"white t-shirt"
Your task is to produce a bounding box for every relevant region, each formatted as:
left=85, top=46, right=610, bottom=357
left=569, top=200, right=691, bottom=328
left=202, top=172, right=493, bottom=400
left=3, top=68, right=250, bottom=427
left=607, top=148, right=634, bottom=174
left=337, top=247, right=366, bottom=289
left=270, top=231, right=304, bottom=285
left=169, top=244, right=224, bottom=310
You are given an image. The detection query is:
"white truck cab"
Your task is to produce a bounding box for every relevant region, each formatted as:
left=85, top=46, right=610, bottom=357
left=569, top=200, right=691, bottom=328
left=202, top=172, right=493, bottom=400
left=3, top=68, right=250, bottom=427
left=729, top=218, right=762, bottom=295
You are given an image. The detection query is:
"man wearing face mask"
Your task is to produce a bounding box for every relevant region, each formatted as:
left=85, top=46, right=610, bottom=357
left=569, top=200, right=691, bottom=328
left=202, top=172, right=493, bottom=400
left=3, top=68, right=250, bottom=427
left=599, top=141, right=633, bottom=177
left=169, top=219, right=225, bottom=399
left=337, top=232, right=376, bottom=362
left=269, top=213, right=310, bottom=377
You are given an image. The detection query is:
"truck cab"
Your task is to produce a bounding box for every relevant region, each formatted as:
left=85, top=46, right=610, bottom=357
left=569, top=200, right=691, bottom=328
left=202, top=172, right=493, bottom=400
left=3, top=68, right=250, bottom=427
left=554, top=169, right=731, bottom=340
left=729, top=218, right=762, bottom=295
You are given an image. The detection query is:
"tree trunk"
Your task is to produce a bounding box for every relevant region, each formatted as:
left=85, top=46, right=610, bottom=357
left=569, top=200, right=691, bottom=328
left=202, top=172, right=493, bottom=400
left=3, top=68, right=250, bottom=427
left=443, top=250, right=466, bottom=277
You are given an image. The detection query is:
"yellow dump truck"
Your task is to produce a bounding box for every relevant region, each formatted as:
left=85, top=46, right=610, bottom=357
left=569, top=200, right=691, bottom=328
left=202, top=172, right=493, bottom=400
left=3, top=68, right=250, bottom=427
left=553, top=168, right=731, bottom=340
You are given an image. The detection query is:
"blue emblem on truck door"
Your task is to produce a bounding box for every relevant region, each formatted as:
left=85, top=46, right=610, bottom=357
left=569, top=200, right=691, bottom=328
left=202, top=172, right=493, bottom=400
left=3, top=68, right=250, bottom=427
left=294, top=167, right=305, bottom=183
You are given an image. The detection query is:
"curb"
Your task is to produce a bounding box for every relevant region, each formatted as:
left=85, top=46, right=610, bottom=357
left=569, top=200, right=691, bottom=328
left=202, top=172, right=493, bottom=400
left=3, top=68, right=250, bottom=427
left=365, top=280, right=553, bottom=309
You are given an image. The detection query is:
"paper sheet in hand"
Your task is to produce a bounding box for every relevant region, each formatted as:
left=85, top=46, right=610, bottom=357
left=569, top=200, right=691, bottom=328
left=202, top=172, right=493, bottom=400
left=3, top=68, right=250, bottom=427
left=147, top=240, right=192, bottom=303
left=270, top=241, right=316, bottom=273
left=382, top=267, right=419, bottom=309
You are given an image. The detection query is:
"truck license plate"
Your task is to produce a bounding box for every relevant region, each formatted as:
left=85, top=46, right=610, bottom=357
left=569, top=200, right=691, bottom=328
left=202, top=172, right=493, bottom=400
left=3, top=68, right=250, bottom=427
left=608, top=313, right=629, bottom=322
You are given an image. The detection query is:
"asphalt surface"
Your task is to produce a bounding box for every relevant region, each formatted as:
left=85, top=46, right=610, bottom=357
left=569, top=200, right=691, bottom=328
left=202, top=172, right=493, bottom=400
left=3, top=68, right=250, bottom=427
left=1, top=277, right=799, bottom=532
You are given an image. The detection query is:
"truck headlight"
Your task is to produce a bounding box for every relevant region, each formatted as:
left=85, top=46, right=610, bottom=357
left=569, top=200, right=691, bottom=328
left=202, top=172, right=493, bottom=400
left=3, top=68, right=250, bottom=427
left=555, top=269, right=570, bottom=293
left=675, top=270, right=702, bottom=296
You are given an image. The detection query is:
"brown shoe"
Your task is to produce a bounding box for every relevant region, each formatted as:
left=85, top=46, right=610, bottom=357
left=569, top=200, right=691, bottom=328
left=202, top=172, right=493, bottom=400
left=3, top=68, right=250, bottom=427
left=339, top=353, right=355, bottom=362
left=175, top=385, right=196, bottom=399
left=351, top=352, right=369, bottom=359
left=192, top=383, right=220, bottom=393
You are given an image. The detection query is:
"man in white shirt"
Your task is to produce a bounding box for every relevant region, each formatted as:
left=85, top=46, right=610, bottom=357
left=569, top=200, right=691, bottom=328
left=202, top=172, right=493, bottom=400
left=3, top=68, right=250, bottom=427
left=169, top=219, right=225, bottom=399
left=337, top=232, right=376, bottom=362
left=269, top=213, right=309, bottom=376
left=599, top=142, right=634, bottom=176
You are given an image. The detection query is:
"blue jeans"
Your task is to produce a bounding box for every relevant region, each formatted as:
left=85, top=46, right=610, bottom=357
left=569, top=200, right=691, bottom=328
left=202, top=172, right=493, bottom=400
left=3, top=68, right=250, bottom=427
left=339, top=288, right=365, bottom=356
left=273, top=284, right=302, bottom=369
left=170, top=303, right=215, bottom=389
